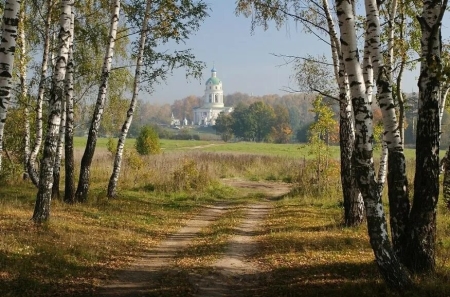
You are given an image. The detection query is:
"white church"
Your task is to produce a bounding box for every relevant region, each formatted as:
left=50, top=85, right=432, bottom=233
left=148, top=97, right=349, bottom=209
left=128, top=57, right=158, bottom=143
left=193, top=67, right=233, bottom=126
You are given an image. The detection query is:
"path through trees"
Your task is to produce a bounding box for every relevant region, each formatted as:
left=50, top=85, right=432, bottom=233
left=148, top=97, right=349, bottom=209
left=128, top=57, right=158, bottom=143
left=97, top=180, right=292, bottom=296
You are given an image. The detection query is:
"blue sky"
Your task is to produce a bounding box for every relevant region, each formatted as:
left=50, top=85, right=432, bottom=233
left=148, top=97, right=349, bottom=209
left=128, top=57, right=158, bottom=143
left=147, top=1, right=438, bottom=104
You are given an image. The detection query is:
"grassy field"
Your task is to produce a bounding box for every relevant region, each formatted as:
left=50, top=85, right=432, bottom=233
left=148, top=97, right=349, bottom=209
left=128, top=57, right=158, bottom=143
left=1, top=139, right=450, bottom=296
left=74, top=137, right=429, bottom=159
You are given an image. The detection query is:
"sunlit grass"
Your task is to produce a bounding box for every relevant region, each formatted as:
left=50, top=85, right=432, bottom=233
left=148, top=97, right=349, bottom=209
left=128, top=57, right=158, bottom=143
left=2, top=139, right=450, bottom=296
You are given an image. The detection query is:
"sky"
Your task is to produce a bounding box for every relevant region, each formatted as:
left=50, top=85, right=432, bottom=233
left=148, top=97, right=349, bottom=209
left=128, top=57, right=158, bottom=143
left=146, top=1, right=445, bottom=105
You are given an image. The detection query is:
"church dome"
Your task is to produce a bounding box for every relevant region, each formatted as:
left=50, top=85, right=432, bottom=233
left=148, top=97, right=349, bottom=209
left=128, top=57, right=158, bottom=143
left=206, top=66, right=221, bottom=85
left=206, top=76, right=221, bottom=85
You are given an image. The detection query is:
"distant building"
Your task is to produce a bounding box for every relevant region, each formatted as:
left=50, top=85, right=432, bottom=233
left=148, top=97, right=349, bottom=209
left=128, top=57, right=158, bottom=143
left=193, top=67, right=233, bottom=126
left=170, top=113, right=181, bottom=127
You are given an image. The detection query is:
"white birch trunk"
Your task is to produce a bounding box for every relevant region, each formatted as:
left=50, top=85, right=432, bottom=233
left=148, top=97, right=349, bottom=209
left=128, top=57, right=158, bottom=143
left=64, top=8, right=75, bottom=203
left=365, top=0, right=410, bottom=261
left=323, top=0, right=364, bottom=226
left=336, top=0, right=411, bottom=288
left=33, top=0, right=72, bottom=223
left=52, top=84, right=66, bottom=199
left=75, top=0, right=121, bottom=202
left=107, top=0, right=151, bottom=198
left=0, top=0, right=21, bottom=171
left=28, top=0, right=52, bottom=186
left=19, top=4, right=30, bottom=180
left=408, top=0, right=447, bottom=273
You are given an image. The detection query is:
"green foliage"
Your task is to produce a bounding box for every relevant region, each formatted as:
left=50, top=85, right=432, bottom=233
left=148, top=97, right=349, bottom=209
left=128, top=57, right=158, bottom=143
left=229, top=101, right=278, bottom=142
left=305, top=96, right=339, bottom=195
left=135, top=126, right=161, bottom=155
left=249, top=101, right=276, bottom=142
left=214, top=112, right=234, bottom=142
left=106, top=137, right=117, bottom=156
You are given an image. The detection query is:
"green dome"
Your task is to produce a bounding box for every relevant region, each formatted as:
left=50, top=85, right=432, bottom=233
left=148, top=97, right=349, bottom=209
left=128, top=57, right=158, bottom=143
left=206, top=77, right=221, bottom=85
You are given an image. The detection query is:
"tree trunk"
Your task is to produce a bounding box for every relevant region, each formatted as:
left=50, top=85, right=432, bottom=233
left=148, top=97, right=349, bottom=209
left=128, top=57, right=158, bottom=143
left=28, top=0, right=52, bottom=186
left=107, top=0, right=151, bottom=198
left=0, top=0, right=21, bottom=171
left=377, top=142, right=388, bottom=193
left=33, top=0, right=72, bottom=223
left=443, top=148, right=450, bottom=208
left=340, top=100, right=364, bottom=226
left=406, top=0, right=446, bottom=272
left=336, top=0, right=412, bottom=288
left=52, top=86, right=66, bottom=200
left=64, top=9, right=75, bottom=204
left=323, top=0, right=364, bottom=226
left=364, top=0, right=411, bottom=262
left=75, top=0, right=121, bottom=202
left=18, top=3, right=30, bottom=180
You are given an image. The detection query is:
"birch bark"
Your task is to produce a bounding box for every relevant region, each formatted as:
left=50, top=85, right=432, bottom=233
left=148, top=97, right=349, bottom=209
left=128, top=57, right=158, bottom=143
left=18, top=3, right=29, bottom=180
left=0, top=0, right=21, bottom=171
left=323, top=0, right=364, bottom=226
left=33, top=0, right=72, bottom=222
left=336, top=0, right=411, bottom=287
left=107, top=0, right=151, bottom=198
left=64, top=9, right=75, bottom=203
left=27, top=0, right=52, bottom=186
left=407, top=0, right=447, bottom=272
left=365, top=0, right=410, bottom=261
left=75, top=0, right=121, bottom=202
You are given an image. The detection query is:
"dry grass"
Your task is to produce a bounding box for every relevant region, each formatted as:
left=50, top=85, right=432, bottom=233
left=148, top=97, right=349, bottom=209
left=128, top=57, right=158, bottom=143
left=0, top=179, right=207, bottom=296
left=1, top=140, right=450, bottom=296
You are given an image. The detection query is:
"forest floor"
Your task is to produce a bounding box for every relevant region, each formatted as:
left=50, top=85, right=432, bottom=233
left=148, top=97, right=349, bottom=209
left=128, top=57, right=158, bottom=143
left=96, top=179, right=293, bottom=297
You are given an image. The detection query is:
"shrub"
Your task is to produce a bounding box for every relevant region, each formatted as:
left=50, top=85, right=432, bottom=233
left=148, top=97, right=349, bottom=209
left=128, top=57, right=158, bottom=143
left=135, top=126, right=161, bottom=155
left=106, top=137, right=117, bottom=156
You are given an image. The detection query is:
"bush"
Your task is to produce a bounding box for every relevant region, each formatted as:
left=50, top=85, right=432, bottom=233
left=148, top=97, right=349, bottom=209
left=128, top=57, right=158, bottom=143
left=135, top=126, right=161, bottom=155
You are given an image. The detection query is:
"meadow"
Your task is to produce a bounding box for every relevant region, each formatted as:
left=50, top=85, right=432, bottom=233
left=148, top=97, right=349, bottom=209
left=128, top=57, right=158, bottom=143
left=1, top=138, right=449, bottom=296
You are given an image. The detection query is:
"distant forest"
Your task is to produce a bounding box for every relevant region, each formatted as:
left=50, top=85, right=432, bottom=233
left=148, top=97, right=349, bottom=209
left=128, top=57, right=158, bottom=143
left=94, top=91, right=450, bottom=147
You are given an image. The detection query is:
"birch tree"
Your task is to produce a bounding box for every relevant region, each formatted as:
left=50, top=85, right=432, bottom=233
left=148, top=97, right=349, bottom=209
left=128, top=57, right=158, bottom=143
left=335, top=0, right=412, bottom=287
left=27, top=0, right=53, bottom=186
left=32, top=0, right=72, bottom=222
left=0, top=0, right=21, bottom=171
left=18, top=2, right=30, bottom=180
left=74, top=0, right=121, bottom=202
left=107, top=0, right=208, bottom=198
left=63, top=8, right=75, bottom=203
left=107, top=0, right=150, bottom=198
left=236, top=0, right=365, bottom=226
left=406, top=0, right=448, bottom=273
left=364, top=0, right=411, bottom=262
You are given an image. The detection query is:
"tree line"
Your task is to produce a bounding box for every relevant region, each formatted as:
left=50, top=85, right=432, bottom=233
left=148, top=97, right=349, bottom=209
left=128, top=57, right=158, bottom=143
left=214, top=101, right=292, bottom=143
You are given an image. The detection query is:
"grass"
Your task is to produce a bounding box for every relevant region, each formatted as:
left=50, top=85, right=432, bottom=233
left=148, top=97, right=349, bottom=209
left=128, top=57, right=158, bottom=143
left=2, top=139, right=450, bottom=296
left=0, top=181, right=210, bottom=296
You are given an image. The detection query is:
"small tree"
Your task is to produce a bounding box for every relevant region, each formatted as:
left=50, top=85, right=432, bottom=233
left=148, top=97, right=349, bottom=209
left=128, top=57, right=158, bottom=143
left=306, top=95, right=339, bottom=194
left=214, top=112, right=234, bottom=142
left=135, top=126, right=161, bottom=155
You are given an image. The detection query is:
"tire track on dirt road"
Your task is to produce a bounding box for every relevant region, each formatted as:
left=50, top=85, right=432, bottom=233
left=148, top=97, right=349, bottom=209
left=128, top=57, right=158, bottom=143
left=98, top=204, right=229, bottom=297
left=192, top=202, right=272, bottom=297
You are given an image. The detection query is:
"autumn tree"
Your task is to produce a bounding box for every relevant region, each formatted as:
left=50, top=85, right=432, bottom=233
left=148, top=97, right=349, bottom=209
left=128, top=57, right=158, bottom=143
left=271, top=105, right=292, bottom=143
left=106, top=0, right=208, bottom=198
